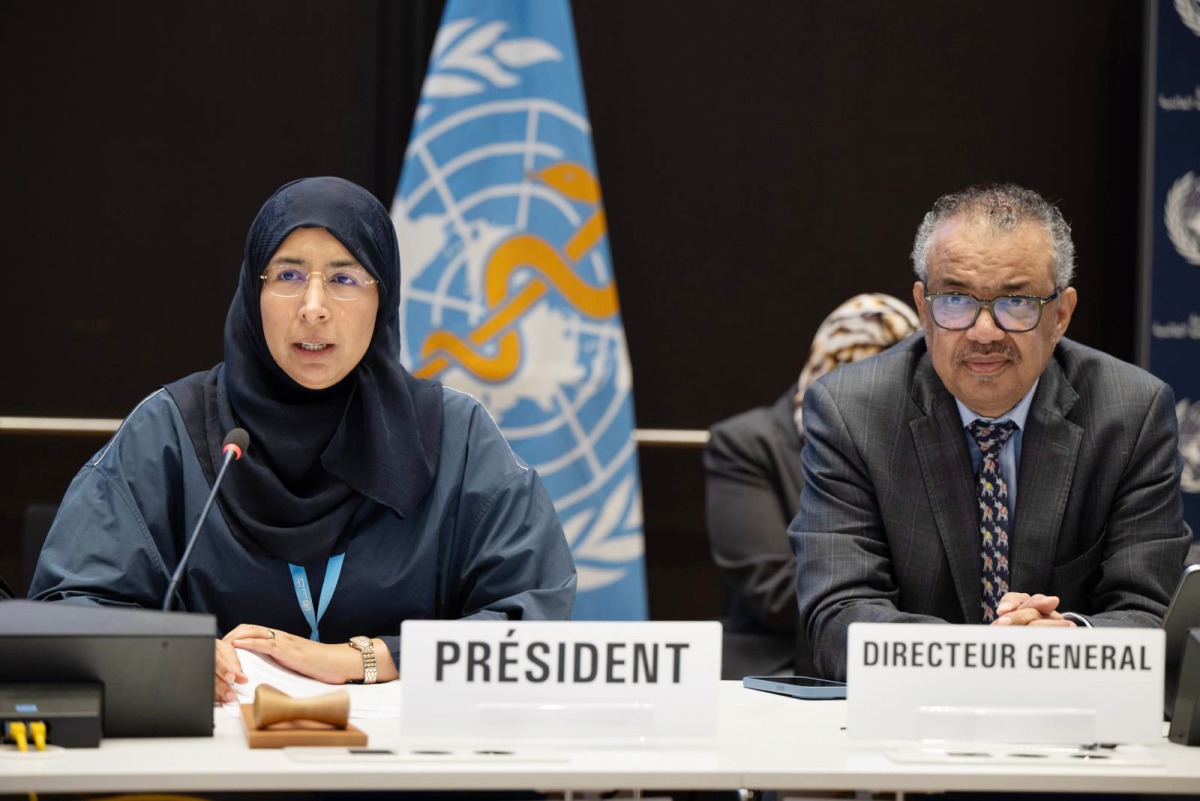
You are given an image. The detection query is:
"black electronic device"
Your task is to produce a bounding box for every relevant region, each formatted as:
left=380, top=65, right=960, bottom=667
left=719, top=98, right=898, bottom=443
left=1168, top=629, right=1200, bottom=746
left=1, top=683, right=102, bottom=748
left=742, top=675, right=847, bottom=699
left=0, top=601, right=215, bottom=742
left=1163, top=564, right=1200, bottom=719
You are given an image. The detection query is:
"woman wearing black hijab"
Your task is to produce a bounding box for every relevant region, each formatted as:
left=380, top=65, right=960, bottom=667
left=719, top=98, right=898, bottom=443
left=30, top=177, right=576, bottom=698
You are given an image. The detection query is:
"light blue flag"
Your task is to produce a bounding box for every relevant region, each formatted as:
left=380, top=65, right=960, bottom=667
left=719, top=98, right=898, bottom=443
left=392, top=0, right=647, bottom=619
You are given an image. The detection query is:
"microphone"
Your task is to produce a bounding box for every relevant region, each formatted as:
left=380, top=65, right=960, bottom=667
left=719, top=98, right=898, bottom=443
left=162, top=428, right=250, bottom=611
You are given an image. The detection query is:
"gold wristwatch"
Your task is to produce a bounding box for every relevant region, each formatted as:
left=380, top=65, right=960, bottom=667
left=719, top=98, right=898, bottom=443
left=348, top=636, right=377, bottom=685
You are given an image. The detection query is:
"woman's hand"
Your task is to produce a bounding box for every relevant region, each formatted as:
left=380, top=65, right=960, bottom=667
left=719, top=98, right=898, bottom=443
left=221, top=624, right=363, bottom=685
left=214, top=638, right=248, bottom=703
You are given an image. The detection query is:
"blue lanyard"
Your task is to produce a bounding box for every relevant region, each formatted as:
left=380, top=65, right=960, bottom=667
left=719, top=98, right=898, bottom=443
left=288, top=554, right=345, bottom=642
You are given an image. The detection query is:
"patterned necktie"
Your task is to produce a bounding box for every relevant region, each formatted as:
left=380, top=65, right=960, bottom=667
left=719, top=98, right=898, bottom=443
left=968, top=419, right=1017, bottom=622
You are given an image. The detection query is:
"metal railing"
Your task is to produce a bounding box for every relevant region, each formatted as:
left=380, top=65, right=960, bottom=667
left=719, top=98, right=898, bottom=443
left=0, top=417, right=125, bottom=435
left=1, top=416, right=710, bottom=448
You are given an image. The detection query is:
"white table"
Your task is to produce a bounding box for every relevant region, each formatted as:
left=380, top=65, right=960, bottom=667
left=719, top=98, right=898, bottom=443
left=3, top=682, right=1199, bottom=794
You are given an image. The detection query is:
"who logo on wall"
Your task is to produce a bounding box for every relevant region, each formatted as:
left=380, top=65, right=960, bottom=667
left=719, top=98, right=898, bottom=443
left=1145, top=0, right=1200, bottom=537
left=392, top=0, right=647, bottom=619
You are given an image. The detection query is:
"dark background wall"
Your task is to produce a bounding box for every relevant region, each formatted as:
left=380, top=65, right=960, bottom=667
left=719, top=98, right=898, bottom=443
left=1, top=1, right=1146, bottom=616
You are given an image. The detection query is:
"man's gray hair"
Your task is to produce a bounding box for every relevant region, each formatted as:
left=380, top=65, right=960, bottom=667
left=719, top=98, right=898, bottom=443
left=910, top=184, right=1076, bottom=288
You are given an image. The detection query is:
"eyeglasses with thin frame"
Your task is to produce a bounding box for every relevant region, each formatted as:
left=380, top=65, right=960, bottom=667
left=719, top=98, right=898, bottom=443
left=923, top=288, right=1062, bottom=333
left=260, top=264, right=378, bottom=301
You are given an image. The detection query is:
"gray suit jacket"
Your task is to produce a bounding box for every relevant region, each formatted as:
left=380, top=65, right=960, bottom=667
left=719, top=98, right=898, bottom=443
left=789, top=335, right=1191, bottom=681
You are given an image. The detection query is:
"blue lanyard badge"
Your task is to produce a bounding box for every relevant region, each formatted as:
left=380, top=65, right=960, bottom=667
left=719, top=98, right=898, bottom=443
left=288, top=553, right=345, bottom=642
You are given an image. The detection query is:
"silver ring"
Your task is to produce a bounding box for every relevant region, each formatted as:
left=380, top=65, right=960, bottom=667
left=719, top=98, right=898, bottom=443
left=266, top=629, right=275, bottom=641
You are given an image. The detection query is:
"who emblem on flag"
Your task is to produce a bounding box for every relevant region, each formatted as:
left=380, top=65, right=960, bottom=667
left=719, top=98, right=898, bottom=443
left=392, top=0, right=647, bottom=619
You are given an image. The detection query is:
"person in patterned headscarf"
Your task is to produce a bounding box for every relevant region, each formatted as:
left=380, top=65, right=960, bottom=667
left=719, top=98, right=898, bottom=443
left=704, top=293, right=919, bottom=678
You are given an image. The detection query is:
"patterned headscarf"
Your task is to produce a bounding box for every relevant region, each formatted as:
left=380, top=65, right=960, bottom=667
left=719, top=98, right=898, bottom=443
left=794, top=293, right=920, bottom=434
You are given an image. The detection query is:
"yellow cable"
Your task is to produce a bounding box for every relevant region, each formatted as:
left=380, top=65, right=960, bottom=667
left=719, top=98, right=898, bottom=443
left=9, top=721, right=28, bottom=752
left=29, top=721, right=47, bottom=751
left=8, top=723, right=43, bottom=801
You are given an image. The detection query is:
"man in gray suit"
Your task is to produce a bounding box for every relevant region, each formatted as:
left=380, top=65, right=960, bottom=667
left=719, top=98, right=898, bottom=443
left=790, top=184, right=1191, bottom=681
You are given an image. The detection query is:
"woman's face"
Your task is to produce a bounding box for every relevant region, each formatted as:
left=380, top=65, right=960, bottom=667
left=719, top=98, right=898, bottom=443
left=259, top=227, right=380, bottom=390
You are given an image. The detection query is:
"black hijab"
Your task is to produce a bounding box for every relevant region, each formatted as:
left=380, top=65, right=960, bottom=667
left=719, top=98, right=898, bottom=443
left=168, top=177, right=443, bottom=566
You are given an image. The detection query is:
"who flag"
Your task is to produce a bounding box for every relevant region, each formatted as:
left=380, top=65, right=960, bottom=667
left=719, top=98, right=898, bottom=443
left=392, top=0, right=647, bottom=619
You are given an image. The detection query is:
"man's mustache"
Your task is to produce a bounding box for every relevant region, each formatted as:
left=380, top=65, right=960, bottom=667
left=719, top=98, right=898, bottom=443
left=953, top=343, right=1021, bottom=365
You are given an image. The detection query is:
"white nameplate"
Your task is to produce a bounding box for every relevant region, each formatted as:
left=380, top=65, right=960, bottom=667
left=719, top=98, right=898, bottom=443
left=847, top=623, right=1164, bottom=744
left=400, top=620, right=721, bottom=739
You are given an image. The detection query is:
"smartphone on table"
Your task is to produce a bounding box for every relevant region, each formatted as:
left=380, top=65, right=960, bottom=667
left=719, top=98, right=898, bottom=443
left=742, top=675, right=847, bottom=699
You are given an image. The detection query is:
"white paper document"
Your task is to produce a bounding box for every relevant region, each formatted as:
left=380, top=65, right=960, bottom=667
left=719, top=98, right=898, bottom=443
left=221, top=648, right=401, bottom=719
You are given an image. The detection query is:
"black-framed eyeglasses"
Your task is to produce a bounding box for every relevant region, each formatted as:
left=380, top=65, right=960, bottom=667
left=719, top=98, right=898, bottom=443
left=923, top=288, right=1061, bottom=333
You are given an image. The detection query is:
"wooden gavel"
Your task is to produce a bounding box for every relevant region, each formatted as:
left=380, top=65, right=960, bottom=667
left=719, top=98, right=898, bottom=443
left=252, top=684, right=351, bottom=729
